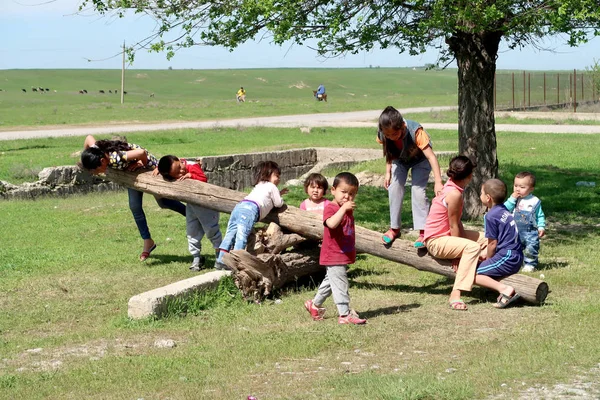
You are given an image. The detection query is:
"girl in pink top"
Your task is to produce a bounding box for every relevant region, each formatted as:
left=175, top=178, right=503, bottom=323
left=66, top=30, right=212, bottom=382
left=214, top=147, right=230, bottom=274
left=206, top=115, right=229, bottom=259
left=299, top=173, right=331, bottom=215
left=423, top=156, right=487, bottom=310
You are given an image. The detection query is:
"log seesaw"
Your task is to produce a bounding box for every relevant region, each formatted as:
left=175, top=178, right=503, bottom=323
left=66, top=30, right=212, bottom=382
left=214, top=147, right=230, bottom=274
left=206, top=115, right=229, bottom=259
left=105, top=169, right=549, bottom=305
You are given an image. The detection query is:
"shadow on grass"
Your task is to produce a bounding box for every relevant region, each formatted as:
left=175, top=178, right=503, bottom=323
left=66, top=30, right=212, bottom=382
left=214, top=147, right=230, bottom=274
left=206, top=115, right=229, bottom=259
left=148, top=254, right=196, bottom=264
left=347, top=266, right=387, bottom=279
left=361, top=303, right=421, bottom=319
left=350, top=278, right=451, bottom=296
left=277, top=271, right=327, bottom=296
left=538, top=260, right=569, bottom=271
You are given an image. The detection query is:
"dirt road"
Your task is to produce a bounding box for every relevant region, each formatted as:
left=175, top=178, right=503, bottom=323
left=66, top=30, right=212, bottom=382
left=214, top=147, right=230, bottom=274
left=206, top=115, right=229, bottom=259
left=2, top=106, right=600, bottom=141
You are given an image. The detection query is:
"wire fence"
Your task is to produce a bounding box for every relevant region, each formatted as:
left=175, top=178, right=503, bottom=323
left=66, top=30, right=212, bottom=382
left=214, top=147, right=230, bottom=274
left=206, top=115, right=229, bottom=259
left=494, top=70, right=600, bottom=112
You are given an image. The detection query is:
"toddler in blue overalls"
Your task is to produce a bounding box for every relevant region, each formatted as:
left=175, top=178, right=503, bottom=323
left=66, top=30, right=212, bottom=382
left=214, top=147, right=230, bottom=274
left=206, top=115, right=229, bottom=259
left=504, top=172, right=546, bottom=272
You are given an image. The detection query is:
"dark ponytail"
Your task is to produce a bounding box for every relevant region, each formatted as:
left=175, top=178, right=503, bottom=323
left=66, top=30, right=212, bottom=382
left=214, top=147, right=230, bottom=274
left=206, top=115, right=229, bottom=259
left=94, top=140, right=130, bottom=153
left=447, top=155, right=476, bottom=181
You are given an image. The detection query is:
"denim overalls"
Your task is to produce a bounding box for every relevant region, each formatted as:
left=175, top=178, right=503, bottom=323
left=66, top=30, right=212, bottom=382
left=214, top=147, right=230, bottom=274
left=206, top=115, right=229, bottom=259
left=513, top=197, right=541, bottom=269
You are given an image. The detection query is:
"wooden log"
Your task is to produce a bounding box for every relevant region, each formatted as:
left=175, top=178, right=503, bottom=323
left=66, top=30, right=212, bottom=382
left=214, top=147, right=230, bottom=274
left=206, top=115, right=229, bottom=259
left=223, top=247, right=321, bottom=301
left=104, top=169, right=549, bottom=304
left=263, top=223, right=307, bottom=254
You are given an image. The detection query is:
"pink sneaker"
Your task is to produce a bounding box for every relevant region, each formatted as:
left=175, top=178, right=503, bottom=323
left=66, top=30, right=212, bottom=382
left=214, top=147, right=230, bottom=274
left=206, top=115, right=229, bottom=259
left=304, top=300, right=326, bottom=321
left=338, top=310, right=367, bottom=325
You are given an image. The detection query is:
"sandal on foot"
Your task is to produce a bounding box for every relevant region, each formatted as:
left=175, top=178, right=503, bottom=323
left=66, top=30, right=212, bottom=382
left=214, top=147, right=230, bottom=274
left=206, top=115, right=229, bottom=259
left=414, top=235, right=426, bottom=248
left=381, top=229, right=400, bottom=245
left=449, top=299, right=468, bottom=311
left=494, top=292, right=521, bottom=309
left=140, top=244, right=157, bottom=262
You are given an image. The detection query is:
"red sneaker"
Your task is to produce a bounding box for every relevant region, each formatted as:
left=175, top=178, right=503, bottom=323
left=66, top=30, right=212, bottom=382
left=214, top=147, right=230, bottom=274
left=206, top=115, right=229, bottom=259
left=338, top=310, right=367, bottom=325
left=304, top=300, right=326, bottom=321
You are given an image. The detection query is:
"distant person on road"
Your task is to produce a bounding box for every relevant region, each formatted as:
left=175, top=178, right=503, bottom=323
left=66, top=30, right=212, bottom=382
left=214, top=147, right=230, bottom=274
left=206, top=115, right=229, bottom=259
left=80, top=135, right=186, bottom=261
left=504, top=171, right=546, bottom=273
left=377, top=106, right=443, bottom=248
left=236, top=87, right=246, bottom=102
left=315, top=84, right=326, bottom=100
left=156, top=155, right=223, bottom=271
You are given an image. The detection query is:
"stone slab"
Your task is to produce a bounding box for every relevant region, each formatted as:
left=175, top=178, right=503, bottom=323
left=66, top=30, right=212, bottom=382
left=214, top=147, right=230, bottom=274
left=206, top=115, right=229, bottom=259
left=127, top=270, right=231, bottom=319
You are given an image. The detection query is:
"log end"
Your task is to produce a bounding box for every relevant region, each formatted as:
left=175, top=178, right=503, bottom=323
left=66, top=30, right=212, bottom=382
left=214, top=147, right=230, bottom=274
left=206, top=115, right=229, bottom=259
left=535, top=281, right=550, bottom=305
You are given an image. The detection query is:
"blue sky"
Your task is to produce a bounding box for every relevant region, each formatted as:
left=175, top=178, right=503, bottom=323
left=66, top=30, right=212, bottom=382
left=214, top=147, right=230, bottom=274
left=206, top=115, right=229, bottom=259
left=1, top=0, right=600, bottom=71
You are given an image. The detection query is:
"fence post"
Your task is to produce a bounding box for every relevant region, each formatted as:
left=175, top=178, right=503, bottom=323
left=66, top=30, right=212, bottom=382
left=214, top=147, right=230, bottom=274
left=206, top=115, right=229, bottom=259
left=523, top=70, right=526, bottom=110
left=512, top=72, right=515, bottom=110
left=557, top=74, right=560, bottom=106
left=581, top=71, right=584, bottom=101
left=528, top=72, right=531, bottom=108
left=569, top=73, right=572, bottom=104
left=494, top=72, right=496, bottom=111
left=574, top=69, right=577, bottom=113
left=543, top=72, right=546, bottom=105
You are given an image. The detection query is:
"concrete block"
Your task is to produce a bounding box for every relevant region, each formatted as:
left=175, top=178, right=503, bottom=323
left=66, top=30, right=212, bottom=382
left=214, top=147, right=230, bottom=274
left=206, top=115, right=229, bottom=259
left=127, top=270, right=231, bottom=319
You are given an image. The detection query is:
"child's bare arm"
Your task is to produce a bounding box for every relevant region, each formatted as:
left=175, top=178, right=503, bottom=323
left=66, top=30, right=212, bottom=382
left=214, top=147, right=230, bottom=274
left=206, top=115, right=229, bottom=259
left=538, top=228, right=546, bottom=238
left=178, top=173, right=192, bottom=181
left=422, top=145, right=444, bottom=195
left=83, top=135, right=96, bottom=149
left=124, top=149, right=149, bottom=171
left=325, top=202, right=354, bottom=229
left=384, top=162, right=392, bottom=189
left=486, top=239, right=497, bottom=260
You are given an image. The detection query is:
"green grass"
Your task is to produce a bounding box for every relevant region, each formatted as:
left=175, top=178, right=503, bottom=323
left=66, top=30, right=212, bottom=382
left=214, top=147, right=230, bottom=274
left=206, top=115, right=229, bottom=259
left=1, top=127, right=599, bottom=399
left=3, top=68, right=599, bottom=130
left=0, top=68, right=458, bottom=128
left=408, top=108, right=600, bottom=125
left=0, top=126, right=460, bottom=184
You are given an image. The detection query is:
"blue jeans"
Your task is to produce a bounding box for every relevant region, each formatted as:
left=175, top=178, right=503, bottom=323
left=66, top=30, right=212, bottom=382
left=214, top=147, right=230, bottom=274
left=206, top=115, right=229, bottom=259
left=127, top=188, right=186, bottom=240
left=217, top=201, right=259, bottom=263
left=519, top=228, right=540, bottom=268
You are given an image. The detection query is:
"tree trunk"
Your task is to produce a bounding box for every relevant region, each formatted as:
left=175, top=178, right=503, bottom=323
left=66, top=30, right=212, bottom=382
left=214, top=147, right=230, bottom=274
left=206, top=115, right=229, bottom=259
left=448, top=31, right=502, bottom=219
left=104, top=169, right=548, bottom=304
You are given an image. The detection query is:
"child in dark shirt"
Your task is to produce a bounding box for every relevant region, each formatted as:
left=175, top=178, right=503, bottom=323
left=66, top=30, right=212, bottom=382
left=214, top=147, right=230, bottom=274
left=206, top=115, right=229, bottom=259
left=477, top=179, right=524, bottom=308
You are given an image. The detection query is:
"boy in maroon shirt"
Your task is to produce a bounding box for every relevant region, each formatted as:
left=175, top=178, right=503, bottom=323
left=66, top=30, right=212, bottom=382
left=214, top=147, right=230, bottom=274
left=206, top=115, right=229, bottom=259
left=304, top=172, right=367, bottom=325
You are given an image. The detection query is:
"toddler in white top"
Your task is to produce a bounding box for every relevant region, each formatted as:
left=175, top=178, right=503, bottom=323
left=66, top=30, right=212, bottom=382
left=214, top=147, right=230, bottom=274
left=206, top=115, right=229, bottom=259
left=216, top=161, right=288, bottom=269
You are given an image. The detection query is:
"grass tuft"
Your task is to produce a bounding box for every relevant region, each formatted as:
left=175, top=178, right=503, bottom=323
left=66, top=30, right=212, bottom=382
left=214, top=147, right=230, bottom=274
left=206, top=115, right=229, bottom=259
left=161, top=277, right=244, bottom=318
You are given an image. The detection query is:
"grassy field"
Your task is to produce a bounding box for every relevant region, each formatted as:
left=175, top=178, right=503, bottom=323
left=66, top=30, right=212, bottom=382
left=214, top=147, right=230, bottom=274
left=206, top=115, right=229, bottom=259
left=410, top=108, right=600, bottom=125
left=0, top=68, right=458, bottom=128
left=1, top=125, right=599, bottom=399
left=2, top=68, right=599, bottom=132
left=0, top=125, right=460, bottom=185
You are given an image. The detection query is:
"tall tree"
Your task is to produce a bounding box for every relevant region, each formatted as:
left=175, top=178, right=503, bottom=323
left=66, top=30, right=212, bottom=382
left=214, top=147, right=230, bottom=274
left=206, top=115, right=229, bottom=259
left=83, top=0, right=600, bottom=217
